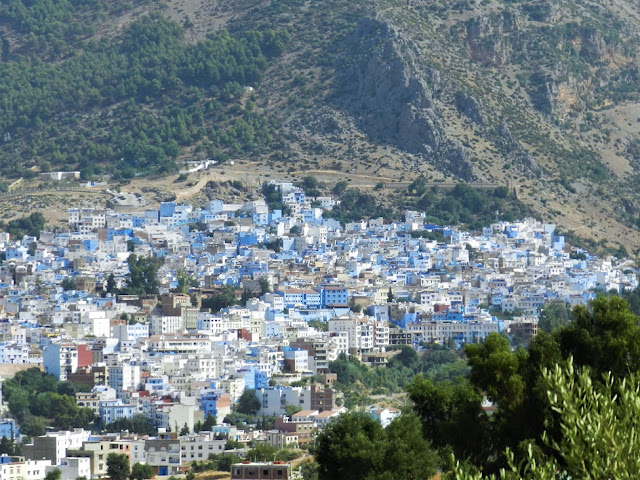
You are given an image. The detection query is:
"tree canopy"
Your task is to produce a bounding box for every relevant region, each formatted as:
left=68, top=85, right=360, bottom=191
left=315, top=412, right=438, bottom=480
left=0, top=7, right=288, bottom=178
left=106, top=453, right=130, bottom=480
left=407, top=296, right=640, bottom=473
left=2, top=367, right=94, bottom=429
left=323, top=295, right=640, bottom=476
left=201, top=285, right=238, bottom=312
left=131, top=462, right=154, bottom=480
left=452, top=358, right=640, bottom=480
left=124, top=254, right=162, bottom=295
left=103, top=414, right=156, bottom=436
left=236, top=389, right=261, bottom=415
left=0, top=212, right=46, bottom=238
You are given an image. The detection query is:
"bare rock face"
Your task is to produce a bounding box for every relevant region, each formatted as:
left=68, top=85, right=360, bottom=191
left=496, top=122, right=541, bottom=177
left=522, top=153, right=541, bottom=176
left=455, top=92, right=484, bottom=125
left=465, top=12, right=521, bottom=67
left=527, top=72, right=558, bottom=115
left=527, top=65, right=583, bottom=117
left=335, top=18, right=474, bottom=180
left=579, top=27, right=609, bottom=63
left=466, top=16, right=508, bottom=66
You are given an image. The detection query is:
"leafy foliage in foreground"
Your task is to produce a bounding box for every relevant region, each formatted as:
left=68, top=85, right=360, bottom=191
left=452, top=358, right=640, bottom=480
left=315, top=412, right=438, bottom=480
left=408, top=296, right=640, bottom=473
left=316, top=296, right=640, bottom=478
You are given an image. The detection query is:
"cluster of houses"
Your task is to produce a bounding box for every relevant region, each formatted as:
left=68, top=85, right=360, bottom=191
left=0, top=427, right=294, bottom=479
left=0, top=180, right=635, bottom=478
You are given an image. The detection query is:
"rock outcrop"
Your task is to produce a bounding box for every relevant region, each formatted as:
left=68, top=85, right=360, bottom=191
left=455, top=92, right=484, bottom=125
left=335, top=18, right=474, bottom=180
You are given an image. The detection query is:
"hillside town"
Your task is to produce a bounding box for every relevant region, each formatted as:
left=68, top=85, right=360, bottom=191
left=0, top=181, right=635, bottom=479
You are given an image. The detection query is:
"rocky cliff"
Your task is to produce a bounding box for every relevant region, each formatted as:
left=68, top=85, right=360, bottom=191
left=334, top=18, right=473, bottom=180
left=4, top=0, right=640, bottom=250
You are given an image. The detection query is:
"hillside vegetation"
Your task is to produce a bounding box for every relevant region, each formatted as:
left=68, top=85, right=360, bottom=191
left=2, top=0, right=640, bottom=248
left=314, top=296, right=640, bottom=479
left=0, top=1, right=286, bottom=178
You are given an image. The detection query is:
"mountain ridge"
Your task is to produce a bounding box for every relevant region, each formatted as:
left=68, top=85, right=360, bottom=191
left=2, top=0, right=640, bottom=251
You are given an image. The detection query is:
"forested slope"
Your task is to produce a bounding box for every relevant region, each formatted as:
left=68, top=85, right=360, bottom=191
left=0, top=1, right=286, bottom=179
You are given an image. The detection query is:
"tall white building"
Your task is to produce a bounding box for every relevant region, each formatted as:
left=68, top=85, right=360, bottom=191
left=108, top=363, right=141, bottom=396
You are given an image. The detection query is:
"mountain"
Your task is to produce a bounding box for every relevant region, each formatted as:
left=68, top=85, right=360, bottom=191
left=2, top=0, right=640, bottom=251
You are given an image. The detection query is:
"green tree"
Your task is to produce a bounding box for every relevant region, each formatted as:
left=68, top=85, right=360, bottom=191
left=465, top=334, right=527, bottom=411
left=375, top=414, right=438, bottom=480
left=284, top=404, right=302, bottom=417
left=406, top=375, right=490, bottom=465
left=61, top=277, right=76, bottom=291
left=236, top=390, right=260, bottom=415
left=194, top=414, right=217, bottom=433
left=201, top=285, right=237, bottom=312
left=0, top=212, right=46, bottom=238
left=106, top=453, right=130, bottom=480
left=104, top=414, right=156, bottom=435
left=258, top=278, right=271, bottom=295
left=124, top=254, right=162, bottom=295
left=246, top=443, right=277, bottom=461
left=130, top=462, right=154, bottom=480
left=175, top=270, right=195, bottom=294
left=44, top=470, right=61, bottom=480
left=308, top=319, right=328, bottom=331
left=203, top=414, right=217, bottom=431
left=315, top=412, right=437, bottom=480
left=213, top=454, right=242, bottom=472
left=21, top=417, right=46, bottom=437
left=332, top=180, right=348, bottom=196
left=451, top=358, right=640, bottom=480
left=7, top=390, right=29, bottom=423
left=538, top=302, right=571, bottom=333
left=315, top=412, right=385, bottom=480
left=298, top=460, right=319, bottom=480
left=240, top=287, right=253, bottom=305
left=0, top=437, right=14, bottom=455
left=388, top=345, right=419, bottom=369
left=225, top=439, right=242, bottom=450
left=555, top=295, right=640, bottom=378
left=387, top=287, right=394, bottom=303
left=106, top=273, right=118, bottom=294
left=423, top=297, right=640, bottom=474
